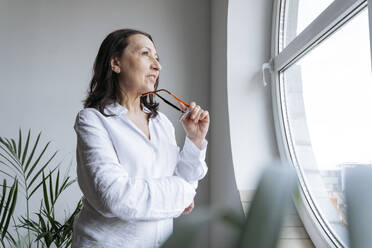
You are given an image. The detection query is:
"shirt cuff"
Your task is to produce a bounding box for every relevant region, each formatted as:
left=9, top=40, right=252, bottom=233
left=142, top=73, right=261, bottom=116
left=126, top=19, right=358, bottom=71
left=183, top=136, right=208, bottom=162
left=190, top=180, right=198, bottom=190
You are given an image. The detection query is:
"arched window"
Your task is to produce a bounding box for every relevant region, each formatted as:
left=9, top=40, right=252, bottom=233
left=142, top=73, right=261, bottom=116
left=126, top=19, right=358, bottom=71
left=267, top=0, right=372, bottom=247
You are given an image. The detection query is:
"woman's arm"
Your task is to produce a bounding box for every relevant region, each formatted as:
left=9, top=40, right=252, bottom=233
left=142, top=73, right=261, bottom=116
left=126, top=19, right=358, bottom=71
left=166, top=115, right=208, bottom=186
left=175, top=135, right=208, bottom=183
left=74, top=109, right=196, bottom=222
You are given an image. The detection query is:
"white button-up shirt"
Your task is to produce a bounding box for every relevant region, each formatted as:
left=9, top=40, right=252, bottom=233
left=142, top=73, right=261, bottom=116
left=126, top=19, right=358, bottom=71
left=71, top=102, right=208, bottom=248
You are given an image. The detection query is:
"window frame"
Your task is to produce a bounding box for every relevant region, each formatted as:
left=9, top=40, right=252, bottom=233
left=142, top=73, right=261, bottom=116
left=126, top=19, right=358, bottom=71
left=269, top=0, right=372, bottom=247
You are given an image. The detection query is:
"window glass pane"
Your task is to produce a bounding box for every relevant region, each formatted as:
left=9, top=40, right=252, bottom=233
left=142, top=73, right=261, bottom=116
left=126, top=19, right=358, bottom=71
left=280, top=7, right=370, bottom=246
left=280, top=0, right=334, bottom=51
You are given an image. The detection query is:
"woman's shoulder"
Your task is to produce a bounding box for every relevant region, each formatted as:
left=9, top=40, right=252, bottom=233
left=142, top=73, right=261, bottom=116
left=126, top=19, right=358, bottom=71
left=76, top=107, right=101, bottom=120
left=77, top=103, right=120, bottom=120
left=74, top=107, right=107, bottom=129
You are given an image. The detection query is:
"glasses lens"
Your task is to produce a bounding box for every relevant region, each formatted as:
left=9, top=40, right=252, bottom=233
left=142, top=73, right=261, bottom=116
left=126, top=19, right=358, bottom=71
left=155, top=91, right=183, bottom=112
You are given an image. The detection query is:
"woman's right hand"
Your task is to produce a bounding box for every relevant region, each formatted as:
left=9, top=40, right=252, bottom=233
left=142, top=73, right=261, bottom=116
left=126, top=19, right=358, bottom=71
left=179, top=101, right=210, bottom=149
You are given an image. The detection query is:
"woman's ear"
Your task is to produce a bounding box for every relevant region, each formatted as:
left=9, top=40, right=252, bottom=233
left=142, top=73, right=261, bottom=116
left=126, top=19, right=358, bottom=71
left=110, top=57, right=121, bottom=74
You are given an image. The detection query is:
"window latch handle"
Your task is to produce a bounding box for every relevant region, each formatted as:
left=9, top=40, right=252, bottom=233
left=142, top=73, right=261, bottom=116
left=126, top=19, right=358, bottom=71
left=262, top=58, right=273, bottom=87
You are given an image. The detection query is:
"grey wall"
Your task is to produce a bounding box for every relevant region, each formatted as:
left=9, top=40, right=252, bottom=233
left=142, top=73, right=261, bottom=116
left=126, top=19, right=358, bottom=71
left=0, top=0, right=210, bottom=242
left=227, top=0, right=277, bottom=190
left=209, top=0, right=245, bottom=247
left=208, top=0, right=279, bottom=247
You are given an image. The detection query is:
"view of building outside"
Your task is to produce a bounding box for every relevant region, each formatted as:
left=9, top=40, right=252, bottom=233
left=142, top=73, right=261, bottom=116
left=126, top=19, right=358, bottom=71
left=282, top=6, right=371, bottom=246
left=320, top=163, right=372, bottom=227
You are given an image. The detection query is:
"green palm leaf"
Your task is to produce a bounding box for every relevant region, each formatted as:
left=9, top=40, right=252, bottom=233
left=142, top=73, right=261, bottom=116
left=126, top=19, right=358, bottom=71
left=48, top=172, right=54, bottom=207
left=2, top=138, right=15, bottom=155
left=27, top=153, right=58, bottom=199
left=23, top=131, right=41, bottom=173
left=0, top=130, right=59, bottom=200
left=0, top=180, right=7, bottom=218
left=26, top=141, right=52, bottom=180
left=10, top=139, right=17, bottom=157
left=28, top=168, right=56, bottom=199
left=55, top=171, right=60, bottom=204
left=17, top=129, right=22, bottom=160
left=2, top=180, right=18, bottom=240
left=0, top=141, right=23, bottom=175
left=21, top=130, right=31, bottom=165
left=41, top=172, right=50, bottom=215
left=0, top=128, right=81, bottom=248
left=0, top=178, right=18, bottom=240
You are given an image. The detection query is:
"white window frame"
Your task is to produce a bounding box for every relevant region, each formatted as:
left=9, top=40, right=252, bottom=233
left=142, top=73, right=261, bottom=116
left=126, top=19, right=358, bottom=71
left=267, top=0, right=372, bottom=247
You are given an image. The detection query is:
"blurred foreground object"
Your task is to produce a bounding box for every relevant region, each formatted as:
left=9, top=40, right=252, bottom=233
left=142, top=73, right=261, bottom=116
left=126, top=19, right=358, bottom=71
left=344, top=165, right=372, bottom=248
left=162, top=165, right=297, bottom=248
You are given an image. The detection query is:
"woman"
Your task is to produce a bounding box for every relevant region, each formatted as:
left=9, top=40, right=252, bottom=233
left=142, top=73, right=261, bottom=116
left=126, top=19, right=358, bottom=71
left=71, top=28, right=209, bottom=248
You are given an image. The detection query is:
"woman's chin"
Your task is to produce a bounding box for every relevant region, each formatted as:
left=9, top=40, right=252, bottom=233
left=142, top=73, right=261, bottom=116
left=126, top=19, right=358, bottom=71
left=141, top=85, right=154, bottom=94
left=147, top=84, right=155, bottom=91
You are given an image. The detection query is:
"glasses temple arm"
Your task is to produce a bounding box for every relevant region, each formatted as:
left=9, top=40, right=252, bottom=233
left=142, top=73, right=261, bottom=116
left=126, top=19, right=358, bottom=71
left=155, top=93, right=185, bottom=113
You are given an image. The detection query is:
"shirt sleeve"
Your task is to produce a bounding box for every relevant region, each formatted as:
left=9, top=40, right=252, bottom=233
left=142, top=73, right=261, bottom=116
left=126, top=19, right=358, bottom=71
left=166, top=116, right=208, bottom=188
left=177, top=136, right=208, bottom=182
left=74, top=109, right=196, bottom=221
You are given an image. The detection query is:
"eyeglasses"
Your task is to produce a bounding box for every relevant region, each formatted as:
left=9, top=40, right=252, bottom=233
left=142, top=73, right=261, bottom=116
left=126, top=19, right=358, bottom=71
left=142, top=89, right=190, bottom=113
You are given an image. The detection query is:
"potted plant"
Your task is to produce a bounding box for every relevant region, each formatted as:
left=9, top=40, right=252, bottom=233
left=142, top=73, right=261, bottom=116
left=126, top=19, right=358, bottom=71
left=0, top=129, right=81, bottom=248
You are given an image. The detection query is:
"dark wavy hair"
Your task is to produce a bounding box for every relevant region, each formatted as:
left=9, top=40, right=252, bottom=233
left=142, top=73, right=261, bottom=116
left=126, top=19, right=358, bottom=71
left=83, top=28, right=159, bottom=118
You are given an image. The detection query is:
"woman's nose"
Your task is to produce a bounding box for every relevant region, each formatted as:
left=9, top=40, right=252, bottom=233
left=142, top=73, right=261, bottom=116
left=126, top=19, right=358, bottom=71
left=151, top=57, right=162, bottom=71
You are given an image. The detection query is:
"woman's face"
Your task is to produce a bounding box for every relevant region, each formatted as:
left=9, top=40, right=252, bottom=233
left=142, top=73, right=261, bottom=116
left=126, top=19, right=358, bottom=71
left=114, top=34, right=161, bottom=94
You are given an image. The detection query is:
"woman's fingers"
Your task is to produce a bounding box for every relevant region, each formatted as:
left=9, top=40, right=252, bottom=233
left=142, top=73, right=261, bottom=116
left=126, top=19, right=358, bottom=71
left=199, top=110, right=209, bottom=121
left=183, top=101, right=209, bottom=123
left=179, top=101, right=188, bottom=112
left=194, top=108, right=204, bottom=123
left=190, top=102, right=198, bottom=118
left=191, top=106, right=200, bottom=119
left=189, top=102, right=203, bottom=120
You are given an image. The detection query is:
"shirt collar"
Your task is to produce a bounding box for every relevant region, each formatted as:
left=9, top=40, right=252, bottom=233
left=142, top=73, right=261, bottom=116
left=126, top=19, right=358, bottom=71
left=105, top=102, right=151, bottom=116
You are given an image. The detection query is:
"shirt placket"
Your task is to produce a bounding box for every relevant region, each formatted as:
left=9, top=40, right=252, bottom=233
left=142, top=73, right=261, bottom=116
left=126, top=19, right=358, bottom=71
left=120, top=114, right=158, bottom=150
